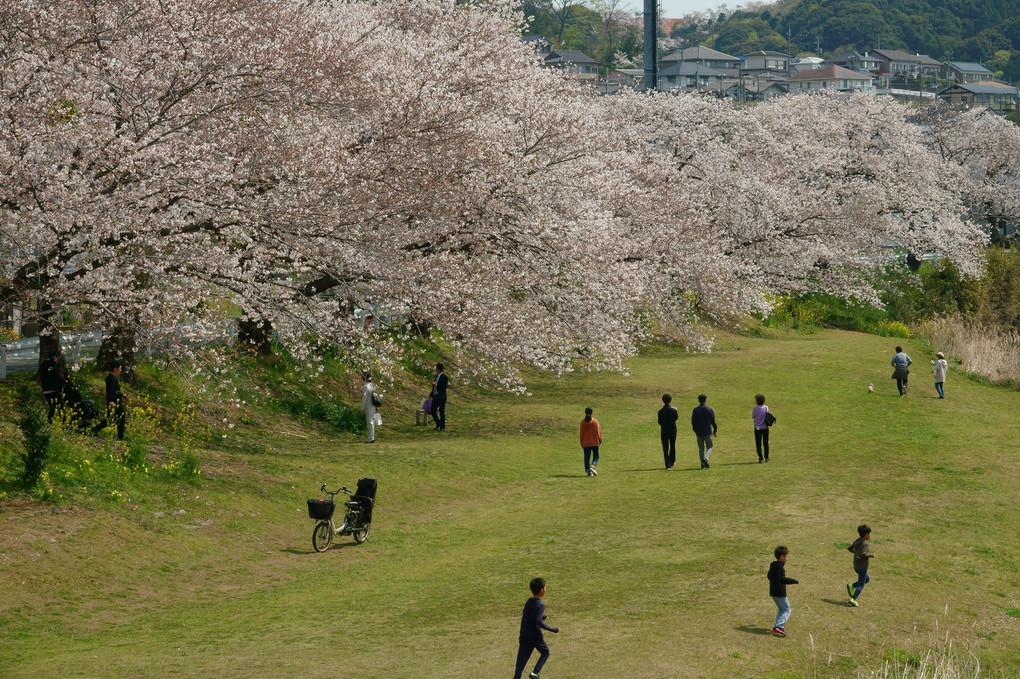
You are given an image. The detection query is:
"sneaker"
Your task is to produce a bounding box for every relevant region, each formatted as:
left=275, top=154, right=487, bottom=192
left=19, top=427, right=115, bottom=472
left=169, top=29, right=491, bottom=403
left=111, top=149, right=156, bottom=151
left=529, top=673, right=541, bottom=679
left=847, top=583, right=854, bottom=598
left=589, top=466, right=598, bottom=476
left=587, top=470, right=594, bottom=477
left=772, top=627, right=787, bottom=636
left=703, top=461, right=710, bottom=468
left=848, top=598, right=859, bottom=607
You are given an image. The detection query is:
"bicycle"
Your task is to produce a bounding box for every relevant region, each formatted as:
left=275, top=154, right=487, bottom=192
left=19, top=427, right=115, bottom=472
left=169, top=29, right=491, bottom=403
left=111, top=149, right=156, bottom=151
left=307, top=478, right=376, bottom=552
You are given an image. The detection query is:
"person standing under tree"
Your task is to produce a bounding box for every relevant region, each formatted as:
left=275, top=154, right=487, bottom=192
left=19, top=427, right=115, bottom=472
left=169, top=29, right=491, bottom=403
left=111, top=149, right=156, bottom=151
left=106, top=361, right=127, bottom=440
left=658, top=394, right=678, bottom=469
left=359, top=371, right=379, bottom=443
left=430, top=363, right=448, bottom=431
left=40, top=350, right=66, bottom=423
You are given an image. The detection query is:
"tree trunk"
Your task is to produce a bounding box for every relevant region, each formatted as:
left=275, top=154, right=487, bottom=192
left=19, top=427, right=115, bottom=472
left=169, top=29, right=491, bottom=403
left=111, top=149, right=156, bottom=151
left=236, top=317, right=274, bottom=356
left=95, top=327, right=136, bottom=382
left=36, top=301, right=61, bottom=373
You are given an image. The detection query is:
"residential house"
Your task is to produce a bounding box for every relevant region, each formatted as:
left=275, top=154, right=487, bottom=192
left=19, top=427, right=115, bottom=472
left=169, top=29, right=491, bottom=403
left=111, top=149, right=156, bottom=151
left=869, top=49, right=923, bottom=76
left=788, top=65, right=875, bottom=93
left=659, top=61, right=729, bottom=91
left=943, top=62, right=994, bottom=83
left=914, top=54, right=942, bottom=77
left=610, top=68, right=644, bottom=89
left=742, top=50, right=790, bottom=75
left=791, top=56, right=825, bottom=73
left=543, top=50, right=600, bottom=80
left=660, top=45, right=742, bottom=77
left=521, top=35, right=552, bottom=56
left=824, top=51, right=882, bottom=73
left=938, top=81, right=1018, bottom=115
left=713, top=77, right=788, bottom=102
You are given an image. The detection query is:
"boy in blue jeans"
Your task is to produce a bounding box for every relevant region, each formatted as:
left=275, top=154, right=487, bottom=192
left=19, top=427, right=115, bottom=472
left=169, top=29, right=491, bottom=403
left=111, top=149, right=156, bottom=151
left=514, top=577, right=560, bottom=679
left=767, top=545, right=798, bottom=636
left=847, top=524, right=875, bottom=606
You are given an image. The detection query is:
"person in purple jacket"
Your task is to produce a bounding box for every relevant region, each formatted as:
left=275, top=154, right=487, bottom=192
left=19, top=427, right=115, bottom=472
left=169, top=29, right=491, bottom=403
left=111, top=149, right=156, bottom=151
left=752, top=394, right=770, bottom=463
left=514, top=577, right=560, bottom=679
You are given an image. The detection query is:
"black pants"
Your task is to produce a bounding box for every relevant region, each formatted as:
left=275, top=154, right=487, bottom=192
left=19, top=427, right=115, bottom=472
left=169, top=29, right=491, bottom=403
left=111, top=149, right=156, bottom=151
left=661, top=430, right=676, bottom=468
left=896, top=376, right=908, bottom=395
left=43, top=392, right=63, bottom=423
left=430, top=397, right=446, bottom=430
left=755, top=428, right=770, bottom=461
left=514, top=639, right=549, bottom=679
left=109, top=402, right=126, bottom=440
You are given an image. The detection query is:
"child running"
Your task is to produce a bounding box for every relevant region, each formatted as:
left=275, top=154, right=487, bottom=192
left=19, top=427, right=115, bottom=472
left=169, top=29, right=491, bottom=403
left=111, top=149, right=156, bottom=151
left=514, top=577, right=560, bottom=679
left=767, top=545, right=798, bottom=636
left=847, top=524, right=875, bottom=607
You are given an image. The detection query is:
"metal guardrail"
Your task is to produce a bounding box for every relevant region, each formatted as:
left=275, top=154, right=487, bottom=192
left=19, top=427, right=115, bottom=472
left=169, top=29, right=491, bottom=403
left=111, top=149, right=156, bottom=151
left=0, top=331, right=103, bottom=379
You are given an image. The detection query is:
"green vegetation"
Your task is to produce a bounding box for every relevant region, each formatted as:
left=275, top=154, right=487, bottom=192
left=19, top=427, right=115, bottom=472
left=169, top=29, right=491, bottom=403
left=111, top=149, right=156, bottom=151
left=1, top=330, right=1018, bottom=678
left=669, top=0, right=1020, bottom=82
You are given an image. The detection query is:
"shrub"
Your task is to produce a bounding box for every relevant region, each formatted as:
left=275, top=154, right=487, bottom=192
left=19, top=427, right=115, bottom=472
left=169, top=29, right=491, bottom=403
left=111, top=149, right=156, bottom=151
left=16, top=383, right=50, bottom=489
left=876, top=320, right=911, bottom=338
left=159, top=449, right=201, bottom=483
left=278, top=395, right=363, bottom=434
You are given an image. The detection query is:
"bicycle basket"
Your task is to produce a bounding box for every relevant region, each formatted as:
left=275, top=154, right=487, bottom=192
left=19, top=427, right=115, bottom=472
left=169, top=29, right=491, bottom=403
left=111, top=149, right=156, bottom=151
left=307, top=499, right=335, bottom=520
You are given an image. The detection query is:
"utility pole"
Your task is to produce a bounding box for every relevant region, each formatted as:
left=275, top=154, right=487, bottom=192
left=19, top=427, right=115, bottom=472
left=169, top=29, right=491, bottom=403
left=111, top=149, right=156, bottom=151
left=787, top=26, right=792, bottom=77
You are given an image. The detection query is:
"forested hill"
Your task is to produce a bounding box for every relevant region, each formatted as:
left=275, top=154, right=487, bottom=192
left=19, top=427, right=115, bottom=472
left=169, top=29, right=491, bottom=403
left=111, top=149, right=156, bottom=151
left=670, top=0, right=1020, bottom=81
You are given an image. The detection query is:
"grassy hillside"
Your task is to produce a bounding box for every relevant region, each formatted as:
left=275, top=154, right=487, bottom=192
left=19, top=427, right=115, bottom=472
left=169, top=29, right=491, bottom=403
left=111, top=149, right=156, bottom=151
left=1, top=330, right=1018, bottom=678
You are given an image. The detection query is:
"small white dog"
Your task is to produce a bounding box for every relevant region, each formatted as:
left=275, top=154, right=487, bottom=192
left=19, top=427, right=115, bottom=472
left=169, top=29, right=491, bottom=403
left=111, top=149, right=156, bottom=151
left=868, top=383, right=875, bottom=394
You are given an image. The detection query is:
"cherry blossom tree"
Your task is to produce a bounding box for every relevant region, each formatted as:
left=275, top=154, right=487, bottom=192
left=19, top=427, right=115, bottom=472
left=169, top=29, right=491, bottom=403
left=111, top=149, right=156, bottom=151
left=916, top=103, right=1020, bottom=245
left=0, top=0, right=994, bottom=391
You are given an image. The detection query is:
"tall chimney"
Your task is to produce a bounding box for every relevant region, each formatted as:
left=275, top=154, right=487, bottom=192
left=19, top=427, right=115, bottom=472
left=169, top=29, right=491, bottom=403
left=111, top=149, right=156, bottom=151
left=643, top=0, right=657, bottom=91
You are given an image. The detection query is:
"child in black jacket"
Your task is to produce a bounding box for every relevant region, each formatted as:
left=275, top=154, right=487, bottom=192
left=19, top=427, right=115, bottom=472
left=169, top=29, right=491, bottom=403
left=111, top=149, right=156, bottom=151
left=767, top=546, right=798, bottom=636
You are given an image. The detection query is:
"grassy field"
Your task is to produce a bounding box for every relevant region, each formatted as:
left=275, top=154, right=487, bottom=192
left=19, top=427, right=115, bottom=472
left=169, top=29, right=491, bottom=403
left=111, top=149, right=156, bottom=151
left=1, top=330, right=1018, bottom=678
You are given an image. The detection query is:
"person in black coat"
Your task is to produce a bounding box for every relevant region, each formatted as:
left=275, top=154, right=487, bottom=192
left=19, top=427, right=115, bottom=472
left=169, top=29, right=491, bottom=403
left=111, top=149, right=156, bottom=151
left=40, top=350, right=67, bottom=422
left=429, top=363, right=448, bottom=431
left=106, top=361, right=127, bottom=440
left=658, top=394, right=679, bottom=469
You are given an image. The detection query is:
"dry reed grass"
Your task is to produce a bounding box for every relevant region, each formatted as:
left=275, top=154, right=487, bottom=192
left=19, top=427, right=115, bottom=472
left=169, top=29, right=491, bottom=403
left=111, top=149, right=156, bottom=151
left=871, top=638, right=983, bottom=679
left=918, top=317, right=1020, bottom=388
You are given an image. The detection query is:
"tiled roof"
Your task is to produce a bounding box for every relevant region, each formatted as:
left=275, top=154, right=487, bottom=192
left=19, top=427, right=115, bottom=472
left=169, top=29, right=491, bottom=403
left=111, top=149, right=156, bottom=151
left=789, top=65, right=875, bottom=81
left=948, top=62, right=993, bottom=74
left=545, top=50, right=599, bottom=65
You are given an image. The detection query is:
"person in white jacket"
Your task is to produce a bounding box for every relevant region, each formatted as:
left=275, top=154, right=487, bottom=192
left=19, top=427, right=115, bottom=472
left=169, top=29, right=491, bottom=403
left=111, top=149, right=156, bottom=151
left=932, top=352, right=948, bottom=399
left=360, top=371, right=379, bottom=442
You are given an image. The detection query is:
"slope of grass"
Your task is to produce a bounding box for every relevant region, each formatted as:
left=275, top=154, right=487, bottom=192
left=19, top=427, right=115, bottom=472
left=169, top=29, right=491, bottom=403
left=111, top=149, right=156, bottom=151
left=0, top=330, right=1017, bottom=678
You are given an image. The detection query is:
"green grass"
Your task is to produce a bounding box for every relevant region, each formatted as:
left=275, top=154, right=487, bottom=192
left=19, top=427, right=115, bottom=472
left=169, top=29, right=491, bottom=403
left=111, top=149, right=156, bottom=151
left=0, top=330, right=1018, bottom=678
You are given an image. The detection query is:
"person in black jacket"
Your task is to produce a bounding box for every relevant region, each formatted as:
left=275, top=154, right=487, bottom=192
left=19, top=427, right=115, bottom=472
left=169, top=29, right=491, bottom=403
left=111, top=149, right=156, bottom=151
left=106, top=361, right=127, bottom=440
left=429, top=363, right=448, bottom=432
left=658, top=394, right=679, bottom=469
left=691, top=394, right=717, bottom=469
left=513, top=577, right=560, bottom=679
left=40, top=350, right=67, bottom=422
left=767, top=546, right=798, bottom=636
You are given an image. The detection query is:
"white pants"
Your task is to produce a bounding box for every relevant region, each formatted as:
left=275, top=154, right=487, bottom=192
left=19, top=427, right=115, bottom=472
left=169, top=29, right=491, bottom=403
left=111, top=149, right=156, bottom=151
left=364, top=407, right=376, bottom=441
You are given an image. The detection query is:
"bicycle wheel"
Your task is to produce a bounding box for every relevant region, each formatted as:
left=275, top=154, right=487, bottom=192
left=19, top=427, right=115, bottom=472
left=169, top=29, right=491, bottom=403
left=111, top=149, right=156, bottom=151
left=352, top=523, right=371, bottom=544
left=312, top=521, right=333, bottom=552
